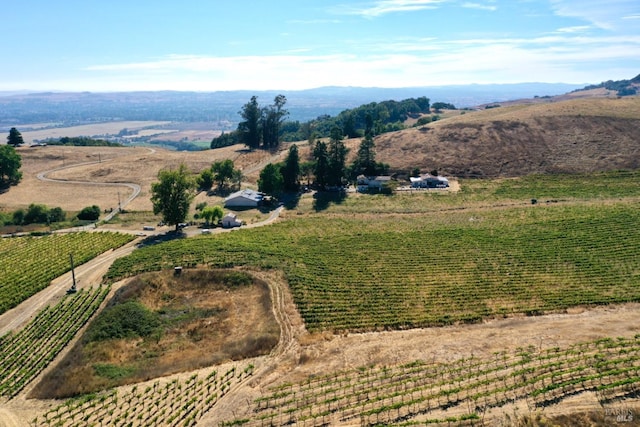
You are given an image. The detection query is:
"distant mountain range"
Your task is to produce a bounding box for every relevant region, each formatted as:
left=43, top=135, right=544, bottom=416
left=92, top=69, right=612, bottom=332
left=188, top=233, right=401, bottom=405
left=0, top=83, right=584, bottom=130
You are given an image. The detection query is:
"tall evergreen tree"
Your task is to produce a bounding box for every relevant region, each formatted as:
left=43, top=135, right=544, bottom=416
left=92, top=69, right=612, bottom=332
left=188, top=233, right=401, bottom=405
left=281, top=144, right=300, bottom=192
left=262, top=95, right=288, bottom=149
left=352, top=133, right=377, bottom=178
left=6, top=128, right=24, bottom=147
left=327, top=127, right=348, bottom=187
left=237, top=96, right=261, bottom=150
left=312, top=140, right=329, bottom=189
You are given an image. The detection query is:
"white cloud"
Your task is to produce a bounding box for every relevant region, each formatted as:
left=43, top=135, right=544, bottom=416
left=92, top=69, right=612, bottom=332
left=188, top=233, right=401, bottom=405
left=549, top=0, right=640, bottom=30
left=72, top=32, right=640, bottom=91
left=333, top=0, right=448, bottom=18
left=461, top=2, right=497, bottom=12
left=553, top=25, right=592, bottom=34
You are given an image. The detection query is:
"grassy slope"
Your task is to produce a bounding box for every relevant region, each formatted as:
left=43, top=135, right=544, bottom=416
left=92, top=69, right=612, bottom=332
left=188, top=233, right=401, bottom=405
left=374, top=97, right=640, bottom=177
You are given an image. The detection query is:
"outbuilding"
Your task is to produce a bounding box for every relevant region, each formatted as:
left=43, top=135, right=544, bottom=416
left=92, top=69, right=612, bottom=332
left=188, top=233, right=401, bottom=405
left=221, top=213, right=242, bottom=228
left=224, top=189, right=263, bottom=208
left=410, top=174, right=449, bottom=189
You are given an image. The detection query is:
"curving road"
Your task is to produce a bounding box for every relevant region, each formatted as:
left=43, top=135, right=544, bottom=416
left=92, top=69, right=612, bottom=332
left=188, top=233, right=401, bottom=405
left=36, top=160, right=141, bottom=222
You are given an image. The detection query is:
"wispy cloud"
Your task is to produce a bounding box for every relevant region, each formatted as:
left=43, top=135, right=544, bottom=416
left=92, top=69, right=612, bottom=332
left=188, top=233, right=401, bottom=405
left=333, top=0, right=448, bottom=18
left=461, top=2, right=497, bottom=12
left=553, top=25, right=592, bottom=34
left=550, top=0, right=640, bottom=30
left=78, top=32, right=640, bottom=91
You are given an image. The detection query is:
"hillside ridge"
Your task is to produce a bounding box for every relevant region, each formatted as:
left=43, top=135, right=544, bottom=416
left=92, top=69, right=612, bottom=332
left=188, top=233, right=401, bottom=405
left=374, top=96, right=640, bottom=177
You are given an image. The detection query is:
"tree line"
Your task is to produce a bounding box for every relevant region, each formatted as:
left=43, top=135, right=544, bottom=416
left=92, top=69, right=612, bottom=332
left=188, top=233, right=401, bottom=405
left=211, top=95, right=434, bottom=150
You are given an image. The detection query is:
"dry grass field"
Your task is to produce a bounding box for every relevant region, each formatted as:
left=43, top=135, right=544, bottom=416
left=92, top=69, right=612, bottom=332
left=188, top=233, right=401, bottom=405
left=375, top=97, right=640, bottom=177
left=0, top=143, right=278, bottom=213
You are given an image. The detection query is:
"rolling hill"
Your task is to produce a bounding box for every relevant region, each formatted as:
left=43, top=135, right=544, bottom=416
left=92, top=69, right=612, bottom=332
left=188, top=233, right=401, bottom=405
left=374, top=96, right=640, bottom=177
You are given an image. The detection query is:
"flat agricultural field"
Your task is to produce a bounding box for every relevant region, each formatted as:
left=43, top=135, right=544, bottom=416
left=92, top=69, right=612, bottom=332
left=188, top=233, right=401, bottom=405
left=19, top=121, right=170, bottom=144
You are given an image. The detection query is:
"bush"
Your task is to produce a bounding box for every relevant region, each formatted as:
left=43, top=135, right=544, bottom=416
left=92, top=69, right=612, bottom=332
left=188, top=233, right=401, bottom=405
left=77, top=205, right=101, bottom=221
left=24, top=204, right=49, bottom=224
left=86, top=301, right=160, bottom=342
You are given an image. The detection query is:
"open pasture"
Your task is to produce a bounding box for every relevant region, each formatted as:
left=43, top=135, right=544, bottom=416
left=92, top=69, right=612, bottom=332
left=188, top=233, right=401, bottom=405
left=0, top=232, right=135, bottom=314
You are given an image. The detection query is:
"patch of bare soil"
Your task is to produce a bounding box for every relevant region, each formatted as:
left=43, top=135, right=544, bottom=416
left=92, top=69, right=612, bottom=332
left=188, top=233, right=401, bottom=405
left=29, top=269, right=279, bottom=399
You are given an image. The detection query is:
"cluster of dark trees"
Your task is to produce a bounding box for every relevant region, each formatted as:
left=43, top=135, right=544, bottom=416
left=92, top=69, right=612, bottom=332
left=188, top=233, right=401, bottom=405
left=46, top=136, right=122, bottom=147
left=258, top=121, right=389, bottom=196
left=1, top=204, right=65, bottom=227
left=580, top=74, right=640, bottom=97
left=211, top=95, right=433, bottom=151
left=211, top=95, right=289, bottom=150
left=0, top=204, right=103, bottom=228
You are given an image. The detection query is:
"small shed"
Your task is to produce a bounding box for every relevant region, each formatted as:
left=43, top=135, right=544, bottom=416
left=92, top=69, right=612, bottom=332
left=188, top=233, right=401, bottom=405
left=224, top=189, right=264, bottom=208
left=221, top=213, right=242, bottom=228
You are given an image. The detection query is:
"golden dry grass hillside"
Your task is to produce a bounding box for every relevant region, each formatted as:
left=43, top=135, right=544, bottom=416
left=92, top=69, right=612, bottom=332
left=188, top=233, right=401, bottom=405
left=375, top=97, right=640, bottom=177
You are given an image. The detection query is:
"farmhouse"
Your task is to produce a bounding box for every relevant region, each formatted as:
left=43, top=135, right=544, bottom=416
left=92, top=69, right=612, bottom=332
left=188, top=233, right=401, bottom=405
left=221, top=213, right=242, bottom=228
left=356, top=175, right=392, bottom=192
left=224, top=189, right=263, bottom=208
left=410, top=174, right=449, bottom=189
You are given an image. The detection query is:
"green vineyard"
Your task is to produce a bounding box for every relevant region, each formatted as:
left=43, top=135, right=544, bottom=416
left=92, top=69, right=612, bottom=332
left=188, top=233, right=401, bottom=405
left=35, top=365, right=254, bottom=427
left=0, top=231, right=135, bottom=314
left=106, top=201, right=640, bottom=333
left=0, top=286, right=109, bottom=398
left=220, top=336, right=640, bottom=426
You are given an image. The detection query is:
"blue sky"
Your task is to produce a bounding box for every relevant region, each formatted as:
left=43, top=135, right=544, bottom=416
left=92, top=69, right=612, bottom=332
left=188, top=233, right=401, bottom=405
left=2, top=0, right=638, bottom=91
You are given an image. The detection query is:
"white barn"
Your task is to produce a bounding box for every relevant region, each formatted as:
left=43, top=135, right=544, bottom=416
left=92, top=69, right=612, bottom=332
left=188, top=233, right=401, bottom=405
left=224, top=189, right=263, bottom=208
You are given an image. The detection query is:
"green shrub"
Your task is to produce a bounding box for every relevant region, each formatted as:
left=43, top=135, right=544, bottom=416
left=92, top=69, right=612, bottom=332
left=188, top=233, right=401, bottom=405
left=77, top=205, right=101, bottom=221
left=86, top=301, right=160, bottom=342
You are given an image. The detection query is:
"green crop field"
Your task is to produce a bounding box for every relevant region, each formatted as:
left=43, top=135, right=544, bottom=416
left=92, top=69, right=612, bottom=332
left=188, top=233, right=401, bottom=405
left=0, top=232, right=135, bottom=314
left=106, top=171, right=640, bottom=333
left=0, top=286, right=109, bottom=398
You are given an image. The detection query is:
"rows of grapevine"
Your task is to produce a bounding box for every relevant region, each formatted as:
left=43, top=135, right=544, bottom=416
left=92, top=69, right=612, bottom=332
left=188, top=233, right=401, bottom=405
left=0, top=286, right=109, bottom=398
left=106, top=202, right=640, bottom=333
left=219, top=336, right=640, bottom=426
left=35, top=364, right=255, bottom=427
left=0, top=231, right=135, bottom=314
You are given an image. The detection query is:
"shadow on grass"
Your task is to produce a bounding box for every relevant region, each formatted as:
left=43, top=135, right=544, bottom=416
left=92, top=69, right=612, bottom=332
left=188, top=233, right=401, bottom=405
left=313, top=190, right=347, bottom=212
left=136, top=230, right=187, bottom=248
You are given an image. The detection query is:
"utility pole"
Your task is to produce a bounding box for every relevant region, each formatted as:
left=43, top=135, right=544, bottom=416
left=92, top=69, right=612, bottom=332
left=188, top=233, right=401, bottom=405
left=67, top=254, right=77, bottom=294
